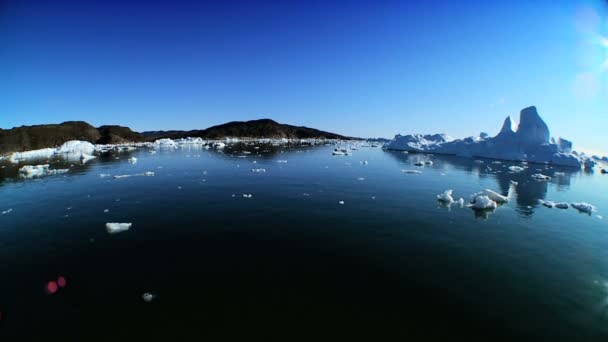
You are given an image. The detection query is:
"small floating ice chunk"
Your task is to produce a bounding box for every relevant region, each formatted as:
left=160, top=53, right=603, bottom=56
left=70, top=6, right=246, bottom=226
left=424, top=161, right=433, bottom=165
left=251, top=168, right=266, bottom=173
left=571, top=202, right=596, bottom=215
left=128, top=157, right=138, bottom=164
left=142, top=292, right=156, bottom=302
left=361, top=160, right=368, bottom=165
left=357, top=177, right=365, bottom=181
left=277, top=160, right=288, bottom=163
left=510, top=180, right=518, bottom=186
left=472, top=189, right=509, bottom=204
left=18, top=164, right=69, bottom=178
left=414, top=162, right=424, bottom=166
left=508, top=166, right=526, bottom=172
left=1, top=208, right=12, bottom=215
left=105, top=222, right=132, bottom=234
left=469, top=195, right=498, bottom=210
left=531, top=174, right=551, bottom=181
left=144, top=171, right=155, bottom=176
left=457, top=198, right=465, bottom=208
left=338, top=201, right=345, bottom=205
left=100, top=173, right=111, bottom=178
left=436, top=190, right=454, bottom=204
left=103, top=209, right=109, bottom=213
left=554, top=172, right=565, bottom=176
left=401, top=169, right=422, bottom=174
left=554, top=202, right=569, bottom=209
left=539, top=199, right=555, bottom=208
left=242, top=194, right=252, bottom=198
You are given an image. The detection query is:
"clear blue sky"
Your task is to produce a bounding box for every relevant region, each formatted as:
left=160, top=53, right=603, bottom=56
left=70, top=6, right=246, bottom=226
left=1, top=0, right=607, bottom=153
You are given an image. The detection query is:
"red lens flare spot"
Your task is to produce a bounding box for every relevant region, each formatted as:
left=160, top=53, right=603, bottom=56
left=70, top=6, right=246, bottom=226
left=46, top=281, right=59, bottom=294
left=57, top=276, right=67, bottom=288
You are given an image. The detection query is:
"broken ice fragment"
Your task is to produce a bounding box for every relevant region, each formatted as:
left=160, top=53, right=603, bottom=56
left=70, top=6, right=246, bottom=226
left=105, top=222, right=132, bottom=234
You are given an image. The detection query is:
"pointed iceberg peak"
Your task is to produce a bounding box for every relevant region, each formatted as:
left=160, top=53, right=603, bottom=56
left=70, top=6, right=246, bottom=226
left=516, top=106, right=550, bottom=145
left=500, top=116, right=514, bottom=134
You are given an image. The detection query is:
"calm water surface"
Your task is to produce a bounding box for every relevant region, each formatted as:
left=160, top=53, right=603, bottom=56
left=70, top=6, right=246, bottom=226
left=1, top=144, right=607, bottom=340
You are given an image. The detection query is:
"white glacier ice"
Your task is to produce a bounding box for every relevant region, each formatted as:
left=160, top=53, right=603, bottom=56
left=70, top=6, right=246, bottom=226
left=437, top=189, right=455, bottom=204
left=105, top=222, right=132, bottom=234
left=383, top=106, right=587, bottom=168
left=571, top=202, right=596, bottom=215
left=469, top=195, right=498, bottom=210
left=10, top=148, right=56, bottom=163
left=471, top=189, right=509, bottom=204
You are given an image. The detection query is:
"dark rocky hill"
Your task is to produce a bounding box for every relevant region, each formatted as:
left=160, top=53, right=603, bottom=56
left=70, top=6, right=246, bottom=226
left=0, top=122, right=143, bottom=154
left=142, top=119, right=350, bottom=140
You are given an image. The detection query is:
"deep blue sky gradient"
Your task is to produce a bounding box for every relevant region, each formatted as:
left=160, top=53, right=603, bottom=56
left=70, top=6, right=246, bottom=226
left=1, top=0, right=607, bottom=153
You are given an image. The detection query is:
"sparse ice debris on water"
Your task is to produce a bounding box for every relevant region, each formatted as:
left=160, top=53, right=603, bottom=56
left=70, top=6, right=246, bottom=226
left=105, top=222, right=132, bottom=234
left=128, top=157, right=138, bottom=164
left=243, top=194, right=252, bottom=198
left=401, top=169, right=422, bottom=174
left=251, top=168, right=266, bottom=173
left=339, top=201, right=345, bottom=205
left=2, top=208, right=13, bottom=215
left=361, top=160, right=368, bottom=165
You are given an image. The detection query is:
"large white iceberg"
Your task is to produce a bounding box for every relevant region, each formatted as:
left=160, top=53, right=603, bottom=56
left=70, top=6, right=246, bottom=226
left=384, top=106, right=590, bottom=168
left=10, top=148, right=56, bottom=163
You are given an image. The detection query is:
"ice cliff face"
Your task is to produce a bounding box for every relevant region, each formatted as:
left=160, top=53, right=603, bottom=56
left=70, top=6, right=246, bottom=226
left=383, top=106, right=590, bottom=168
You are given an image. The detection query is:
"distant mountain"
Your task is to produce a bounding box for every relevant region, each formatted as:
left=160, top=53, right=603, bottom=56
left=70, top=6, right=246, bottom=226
left=142, top=119, right=352, bottom=140
left=0, top=119, right=350, bottom=154
left=0, top=121, right=143, bottom=154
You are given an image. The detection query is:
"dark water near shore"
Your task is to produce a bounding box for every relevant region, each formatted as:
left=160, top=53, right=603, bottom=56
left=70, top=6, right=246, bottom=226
left=1, top=144, right=608, bottom=340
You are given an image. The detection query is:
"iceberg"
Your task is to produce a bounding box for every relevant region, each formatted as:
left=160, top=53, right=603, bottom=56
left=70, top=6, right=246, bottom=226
left=384, top=106, right=587, bottom=168
left=10, top=148, right=55, bottom=163
left=105, top=222, right=132, bottom=234
left=57, top=140, right=95, bottom=155
left=154, top=138, right=178, bottom=148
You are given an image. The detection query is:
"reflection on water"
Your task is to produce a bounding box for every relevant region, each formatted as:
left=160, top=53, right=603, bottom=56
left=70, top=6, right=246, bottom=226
left=384, top=151, right=587, bottom=217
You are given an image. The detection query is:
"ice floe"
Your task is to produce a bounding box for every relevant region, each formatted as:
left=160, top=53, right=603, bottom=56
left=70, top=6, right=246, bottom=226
left=437, top=189, right=454, bottom=204
left=339, top=201, right=345, bottom=205
left=128, top=157, right=138, bottom=164
left=142, top=292, right=156, bottom=302
left=105, top=222, right=132, bottom=234
left=471, top=189, right=509, bottom=204
left=531, top=174, right=551, bottom=181
left=401, top=169, right=422, bottom=174
left=242, top=194, right=253, bottom=198
left=1, top=208, right=12, bottom=215
left=469, top=195, right=498, bottom=210
left=251, top=168, right=266, bottom=173
left=19, top=165, right=69, bottom=178
left=539, top=200, right=569, bottom=209
left=571, top=202, right=596, bottom=215
left=508, top=166, right=526, bottom=172
left=113, top=172, right=155, bottom=179
left=10, top=148, right=55, bottom=163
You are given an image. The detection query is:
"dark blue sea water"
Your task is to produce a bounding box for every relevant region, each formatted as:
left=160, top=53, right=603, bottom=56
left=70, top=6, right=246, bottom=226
left=1, top=143, right=607, bottom=340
